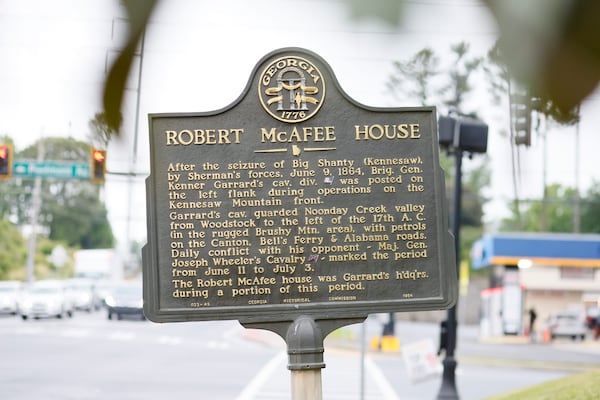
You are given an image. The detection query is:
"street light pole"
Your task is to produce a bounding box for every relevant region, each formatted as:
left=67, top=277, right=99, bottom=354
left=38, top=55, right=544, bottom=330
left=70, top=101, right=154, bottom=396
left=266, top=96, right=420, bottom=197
left=436, top=114, right=487, bottom=400
left=25, top=137, right=45, bottom=283
left=437, top=145, right=462, bottom=399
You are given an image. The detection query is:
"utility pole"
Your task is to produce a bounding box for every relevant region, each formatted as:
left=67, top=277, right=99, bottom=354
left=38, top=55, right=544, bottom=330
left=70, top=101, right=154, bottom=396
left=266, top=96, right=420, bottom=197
left=25, top=137, right=45, bottom=283
left=125, top=25, right=146, bottom=267
left=573, top=112, right=581, bottom=233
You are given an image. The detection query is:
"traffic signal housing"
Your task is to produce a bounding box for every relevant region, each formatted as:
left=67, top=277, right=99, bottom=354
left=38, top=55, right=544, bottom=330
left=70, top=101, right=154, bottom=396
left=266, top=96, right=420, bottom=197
left=90, top=148, right=107, bottom=183
left=438, top=116, right=488, bottom=154
left=0, top=144, right=13, bottom=180
left=512, top=94, right=532, bottom=146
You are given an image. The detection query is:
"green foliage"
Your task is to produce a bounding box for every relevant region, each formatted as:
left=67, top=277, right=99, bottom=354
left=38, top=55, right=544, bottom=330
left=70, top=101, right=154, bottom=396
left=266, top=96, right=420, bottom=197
left=36, top=238, right=74, bottom=279
left=0, top=136, right=115, bottom=249
left=46, top=186, right=114, bottom=248
left=0, top=218, right=27, bottom=280
left=460, top=225, right=484, bottom=272
left=387, top=48, right=439, bottom=106
left=442, top=42, right=483, bottom=113
left=580, top=181, right=600, bottom=233
left=387, top=43, right=490, bottom=274
left=485, top=370, right=600, bottom=400
left=387, top=43, right=491, bottom=214
left=482, top=1, right=598, bottom=120
left=508, top=184, right=575, bottom=232
left=501, top=183, right=600, bottom=234
left=388, top=41, right=483, bottom=116
left=88, top=112, right=119, bottom=148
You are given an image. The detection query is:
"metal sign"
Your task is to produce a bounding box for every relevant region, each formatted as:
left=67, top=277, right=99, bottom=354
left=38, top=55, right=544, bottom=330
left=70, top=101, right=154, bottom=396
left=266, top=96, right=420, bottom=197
left=143, top=48, right=456, bottom=324
left=13, top=160, right=90, bottom=179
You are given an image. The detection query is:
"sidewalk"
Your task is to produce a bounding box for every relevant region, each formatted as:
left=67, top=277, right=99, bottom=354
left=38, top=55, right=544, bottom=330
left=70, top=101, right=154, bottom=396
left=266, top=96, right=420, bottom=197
left=235, top=349, right=401, bottom=400
left=244, top=316, right=600, bottom=369
left=239, top=318, right=600, bottom=400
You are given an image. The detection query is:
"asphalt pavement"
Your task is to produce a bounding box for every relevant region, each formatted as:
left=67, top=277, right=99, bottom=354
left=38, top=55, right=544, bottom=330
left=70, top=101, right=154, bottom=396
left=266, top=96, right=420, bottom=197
left=239, top=315, right=600, bottom=399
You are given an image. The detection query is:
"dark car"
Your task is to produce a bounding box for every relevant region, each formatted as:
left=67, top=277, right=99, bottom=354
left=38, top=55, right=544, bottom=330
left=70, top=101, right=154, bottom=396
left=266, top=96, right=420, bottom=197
left=104, top=282, right=145, bottom=320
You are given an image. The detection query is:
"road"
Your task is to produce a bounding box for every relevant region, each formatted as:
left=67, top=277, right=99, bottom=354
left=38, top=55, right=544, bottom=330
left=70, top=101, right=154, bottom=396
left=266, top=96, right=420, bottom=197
left=0, top=311, right=598, bottom=400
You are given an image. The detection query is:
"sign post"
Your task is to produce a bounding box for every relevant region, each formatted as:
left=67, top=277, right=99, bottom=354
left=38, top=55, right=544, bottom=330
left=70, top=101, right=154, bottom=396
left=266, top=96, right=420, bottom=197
left=143, top=48, right=456, bottom=398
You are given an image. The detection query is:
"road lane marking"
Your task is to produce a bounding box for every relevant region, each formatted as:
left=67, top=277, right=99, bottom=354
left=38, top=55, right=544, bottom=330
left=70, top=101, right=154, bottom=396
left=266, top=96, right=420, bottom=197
left=365, top=355, right=401, bottom=400
left=108, top=331, right=135, bottom=341
left=15, top=327, right=44, bottom=335
left=235, top=351, right=286, bottom=400
left=207, top=340, right=230, bottom=349
left=60, top=328, right=89, bottom=338
left=158, top=335, right=183, bottom=345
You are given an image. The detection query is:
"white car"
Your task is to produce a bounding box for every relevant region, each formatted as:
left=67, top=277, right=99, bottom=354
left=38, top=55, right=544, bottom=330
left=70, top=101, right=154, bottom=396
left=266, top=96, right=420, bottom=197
left=19, top=280, right=74, bottom=320
left=0, top=280, right=22, bottom=315
left=66, top=278, right=101, bottom=312
left=548, top=312, right=587, bottom=341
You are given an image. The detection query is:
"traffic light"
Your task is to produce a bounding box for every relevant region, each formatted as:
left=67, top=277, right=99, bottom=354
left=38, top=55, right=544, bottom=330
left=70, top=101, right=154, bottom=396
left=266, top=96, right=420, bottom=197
left=0, top=144, right=13, bottom=180
left=512, top=94, right=532, bottom=146
left=90, top=148, right=107, bottom=183
left=438, top=116, right=488, bottom=153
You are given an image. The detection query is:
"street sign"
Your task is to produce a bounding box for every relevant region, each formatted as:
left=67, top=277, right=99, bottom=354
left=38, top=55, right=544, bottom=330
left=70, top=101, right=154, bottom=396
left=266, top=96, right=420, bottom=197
left=12, top=160, right=90, bottom=179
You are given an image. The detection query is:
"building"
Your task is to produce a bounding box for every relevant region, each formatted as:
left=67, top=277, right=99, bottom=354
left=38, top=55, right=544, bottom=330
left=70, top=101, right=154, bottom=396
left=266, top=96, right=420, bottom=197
left=471, top=232, right=600, bottom=336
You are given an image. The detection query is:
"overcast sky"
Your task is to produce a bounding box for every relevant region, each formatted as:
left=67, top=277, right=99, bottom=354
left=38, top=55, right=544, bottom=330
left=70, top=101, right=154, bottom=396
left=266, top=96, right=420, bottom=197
left=1, top=0, right=597, bottom=251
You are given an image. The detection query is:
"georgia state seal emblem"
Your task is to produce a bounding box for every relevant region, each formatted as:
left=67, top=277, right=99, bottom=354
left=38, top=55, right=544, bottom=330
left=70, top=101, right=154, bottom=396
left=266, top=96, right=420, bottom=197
left=258, top=55, right=325, bottom=123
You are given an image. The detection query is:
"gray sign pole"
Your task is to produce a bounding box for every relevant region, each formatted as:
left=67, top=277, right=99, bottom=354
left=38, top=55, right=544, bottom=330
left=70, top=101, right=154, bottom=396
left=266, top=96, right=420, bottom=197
left=288, top=317, right=324, bottom=400
left=242, top=316, right=366, bottom=400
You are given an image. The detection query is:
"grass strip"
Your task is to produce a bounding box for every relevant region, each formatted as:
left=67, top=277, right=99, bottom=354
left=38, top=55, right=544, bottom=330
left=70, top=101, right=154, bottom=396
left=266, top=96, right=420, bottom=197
left=485, top=370, right=600, bottom=400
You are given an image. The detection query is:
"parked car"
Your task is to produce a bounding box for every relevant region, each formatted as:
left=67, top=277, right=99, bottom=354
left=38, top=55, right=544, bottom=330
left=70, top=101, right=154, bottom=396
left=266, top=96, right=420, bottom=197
left=105, top=282, right=145, bottom=320
left=0, top=280, right=22, bottom=315
left=94, top=279, right=116, bottom=307
left=66, top=278, right=101, bottom=312
left=19, top=280, right=74, bottom=320
left=548, top=311, right=587, bottom=341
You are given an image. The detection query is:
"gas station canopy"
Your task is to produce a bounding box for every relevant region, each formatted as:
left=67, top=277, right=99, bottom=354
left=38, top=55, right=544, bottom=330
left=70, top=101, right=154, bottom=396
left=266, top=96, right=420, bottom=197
left=471, top=232, right=600, bottom=270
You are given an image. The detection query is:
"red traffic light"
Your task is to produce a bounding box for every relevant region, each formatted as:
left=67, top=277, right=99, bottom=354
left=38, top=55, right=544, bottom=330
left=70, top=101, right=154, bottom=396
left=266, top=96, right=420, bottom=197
left=92, top=150, right=106, bottom=163
left=0, top=144, right=13, bottom=179
left=90, top=148, right=107, bottom=183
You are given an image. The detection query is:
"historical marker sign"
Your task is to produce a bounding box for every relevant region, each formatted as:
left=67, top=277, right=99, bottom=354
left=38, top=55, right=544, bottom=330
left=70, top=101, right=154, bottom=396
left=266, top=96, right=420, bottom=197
left=143, top=48, right=456, bottom=324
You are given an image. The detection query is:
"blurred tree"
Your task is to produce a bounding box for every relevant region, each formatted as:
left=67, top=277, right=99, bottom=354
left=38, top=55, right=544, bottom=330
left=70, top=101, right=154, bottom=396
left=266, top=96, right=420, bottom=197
left=88, top=112, right=120, bottom=149
left=500, top=183, right=576, bottom=232
left=442, top=42, right=483, bottom=113
left=486, top=41, right=581, bottom=231
left=0, top=137, right=115, bottom=249
left=46, top=185, right=114, bottom=249
left=482, top=0, right=600, bottom=120
left=0, top=218, right=27, bottom=280
left=386, top=42, right=490, bottom=266
left=580, top=181, right=600, bottom=233
left=387, top=48, right=439, bottom=106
